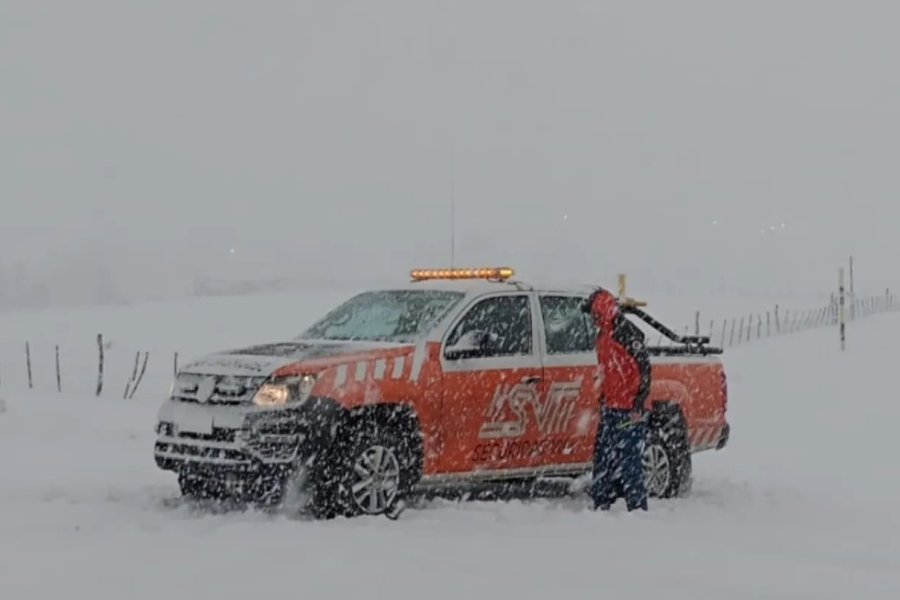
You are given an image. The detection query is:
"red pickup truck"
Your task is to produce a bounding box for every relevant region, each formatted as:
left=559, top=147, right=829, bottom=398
left=154, top=268, right=730, bottom=517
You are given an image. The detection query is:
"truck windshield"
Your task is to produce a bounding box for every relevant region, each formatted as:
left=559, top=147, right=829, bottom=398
left=298, top=290, right=465, bottom=343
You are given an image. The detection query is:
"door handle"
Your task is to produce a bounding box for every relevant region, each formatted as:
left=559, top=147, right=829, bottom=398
left=520, top=376, right=542, bottom=385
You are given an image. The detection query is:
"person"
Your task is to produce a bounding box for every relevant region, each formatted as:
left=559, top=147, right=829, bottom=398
left=582, top=287, right=651, bottom=511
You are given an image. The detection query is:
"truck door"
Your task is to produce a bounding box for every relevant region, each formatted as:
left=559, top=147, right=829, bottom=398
left=439, top=293, right=544, bottom=474
left=535, top=294, right=601, bottom=467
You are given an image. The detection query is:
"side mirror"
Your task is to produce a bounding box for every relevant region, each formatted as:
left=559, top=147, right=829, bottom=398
left=445, top=329, right=498, bottom=360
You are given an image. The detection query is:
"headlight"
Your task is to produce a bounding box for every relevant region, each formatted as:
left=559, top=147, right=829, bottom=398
left=252, top=374, right=317, bottom=408
left=253, top=383, right=290, bottom=407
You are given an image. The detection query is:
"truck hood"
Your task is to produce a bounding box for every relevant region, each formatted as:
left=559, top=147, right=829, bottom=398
left=180, top=340, right=413, bottom=378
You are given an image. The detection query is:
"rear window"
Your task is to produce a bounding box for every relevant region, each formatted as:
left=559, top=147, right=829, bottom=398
left=299, top=290, right=464, bottom=343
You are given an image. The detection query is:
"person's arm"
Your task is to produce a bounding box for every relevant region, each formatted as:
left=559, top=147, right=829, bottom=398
left=632, top=340, right=651, bottom=414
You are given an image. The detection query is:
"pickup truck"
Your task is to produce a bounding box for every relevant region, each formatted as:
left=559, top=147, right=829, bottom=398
left=154, top=268, right=729, bottom=517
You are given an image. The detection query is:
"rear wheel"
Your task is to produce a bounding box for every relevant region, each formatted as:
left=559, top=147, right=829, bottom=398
left=643, top=419, right=692, bottom=498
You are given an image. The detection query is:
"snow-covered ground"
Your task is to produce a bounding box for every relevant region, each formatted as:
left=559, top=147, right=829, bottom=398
left=1, top=293, right=898, bottom=599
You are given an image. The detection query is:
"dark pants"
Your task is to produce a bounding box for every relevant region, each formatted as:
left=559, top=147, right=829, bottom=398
left=591, top=408, right=648, bottom=511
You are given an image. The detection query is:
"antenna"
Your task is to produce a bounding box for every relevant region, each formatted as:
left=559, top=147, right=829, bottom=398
left=450, top=171, right=456, bottom=268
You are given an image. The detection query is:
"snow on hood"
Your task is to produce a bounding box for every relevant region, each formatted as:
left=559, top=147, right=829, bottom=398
left=180, top=340, right=410, bottom=378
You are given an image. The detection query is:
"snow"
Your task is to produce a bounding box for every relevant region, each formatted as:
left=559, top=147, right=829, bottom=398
left=1, top=294, right=899, bottom=599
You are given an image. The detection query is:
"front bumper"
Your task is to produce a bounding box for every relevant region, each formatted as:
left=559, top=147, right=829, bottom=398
left=154, top=431, right=302, bottom=474
left=154, top=396, right=341, bottom=476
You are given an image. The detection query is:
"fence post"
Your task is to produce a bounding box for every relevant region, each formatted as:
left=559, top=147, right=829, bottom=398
left=720, top=320, right=727, bottom=348
left=55, top=345, right=62, bottom=393
left=738, top=316, right=745, bottom=344
left=757, top=315, right=762, bottom=339
left=746, top=314, right=752, bottom=341
left=174, top=352, right=179, bottom=377
left=766, top=312, right=771, bottom=337
left=729, top=319, right=736, bottom=346
left=124, top=351, right=140, bottom=399
left=839, top=268, right=846, bottom=351
left=128, top=352, right=150, bottom=399
left=694, top=311, right=700, bottom=336
left=96, top=334, right=105, bottom=397
left=25, top=342, right=33, bottom=390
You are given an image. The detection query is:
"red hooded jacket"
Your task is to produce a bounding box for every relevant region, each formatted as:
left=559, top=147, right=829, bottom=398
left=588, top=289, right=652, bottom=413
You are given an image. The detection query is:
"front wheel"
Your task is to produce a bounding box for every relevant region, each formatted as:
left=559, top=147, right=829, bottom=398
left=336, top=424, right=415, bottom=517
left=285, top=424, right=416, bottom=518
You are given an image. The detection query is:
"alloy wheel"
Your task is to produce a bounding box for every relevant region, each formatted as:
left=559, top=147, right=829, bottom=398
left=642, top=443, right=671, bottom=497
left=350, top=445, right=401, bottom=514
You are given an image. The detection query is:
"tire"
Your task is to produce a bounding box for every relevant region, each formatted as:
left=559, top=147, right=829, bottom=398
left=286, top=421, right=419, bottom=519
left=178, top=473, right=204, bottom=499
left=642, top=419, right=692, bottom=499
left=335, top=423, right=416, bottom=517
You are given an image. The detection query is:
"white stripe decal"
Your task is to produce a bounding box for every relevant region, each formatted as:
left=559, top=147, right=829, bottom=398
left=410, top=342, right=427, bottom=382
left=374, top=359, right=387, bottom=380
left=334, top=364, right=348, bottom=388
left=706, top=426, right=720, bottom=447
left=392, top=357, right=405, bottom=379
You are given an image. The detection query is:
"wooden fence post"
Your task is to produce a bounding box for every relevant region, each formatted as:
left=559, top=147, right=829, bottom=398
left=174, top=352, right=179, bottom=377
left=839, top=268, right=846, bottom=351
left=729, top=319, right=736, bottom=346
left=720, top=320, right=727, bottom=348
left=25, top=342, right=33, bottom=390
left=128, top=352, right=150, bottom=399
left=124, top=351, right=140, bottom=399
left=96, top=334, right=105, bottom=396
left=738, top=316, right=745, bottom=344
left=55, top=345, right=62, bottom=393
left=757, top=315, right=762, bottom=339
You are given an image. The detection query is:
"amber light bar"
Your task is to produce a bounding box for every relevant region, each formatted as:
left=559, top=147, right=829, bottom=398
left=410, top=267, right=516, bottom=282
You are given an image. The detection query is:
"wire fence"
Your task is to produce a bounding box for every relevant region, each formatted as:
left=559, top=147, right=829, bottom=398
left=664, top=291, right=899, bottom=350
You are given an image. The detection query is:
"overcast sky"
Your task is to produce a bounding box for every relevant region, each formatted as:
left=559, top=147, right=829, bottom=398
left=2, top=1, right=899, bottom=305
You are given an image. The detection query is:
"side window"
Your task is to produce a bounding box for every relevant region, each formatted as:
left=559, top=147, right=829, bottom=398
left=539, top=295, right=595, bottom=354
left=446, top=295, right=533, bottom=357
